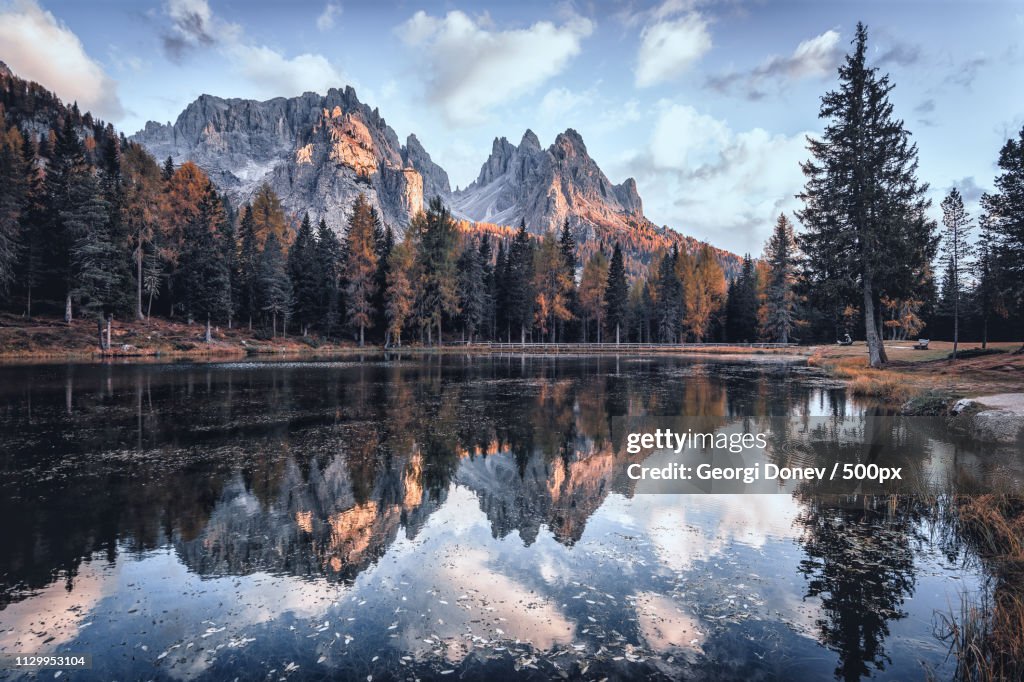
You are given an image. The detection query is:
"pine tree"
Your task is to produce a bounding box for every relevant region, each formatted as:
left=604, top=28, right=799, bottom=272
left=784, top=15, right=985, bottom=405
left=46, top=115, right=89, bottom=322
left=506, top=221, right=535, bottom=344
left=971, top=224, right=1004, bottom=350
left=558, top=219, right=578, bottom=340
left=760, top=215, right=799, bottom=344
left=493, top=241, right=508, bottom=341
left=939, top=188, right=974, bottom=358
left=258, top=232, right=292, bottom=337
left=412, top=197, right=459, bottom=345
left=0, top=118, right=26, bottom=299
left=385, top=236, right=416, bottom=347
left=219, top=192, right=237, bottom=328
left=161, top=155, right=174, bottom=181
left=457, top=242, right=484, bottom=342
left=179, top=181, right=231, bottom=341
left=372, top=223, right=394, bottom=340
left=316, top=218, right=343, bottom=336
left=478, top=237, right=495, bottom=340
left=604, top=243, right=628, bottom=344
left=579, top=248, right=609, bottom=342
left=684, top=244, right=726, bottom=342
left=344, top=194, right=379, bottom=346
left=725, top=254, right=759, bottom=342
left=980, top=125, right=1024, bottom=351
left=65, top=168, right=115, bottom=346
left=654, top=248, right=682, bottom=343
left=289, top=212, right=321, bottom=336
left=532, top=231, right=573, bottom=342
left=797, top=22, right=935, bottom=367
left=237, top=203, right=259, bottom=329
left=17, top=132, right=45, bottom=316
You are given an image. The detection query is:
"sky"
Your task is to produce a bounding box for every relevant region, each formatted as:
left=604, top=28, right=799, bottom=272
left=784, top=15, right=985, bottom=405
left=1, top=0, right=1022, bottom=254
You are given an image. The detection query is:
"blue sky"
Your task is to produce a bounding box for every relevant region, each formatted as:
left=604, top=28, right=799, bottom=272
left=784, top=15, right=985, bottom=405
left=1, top=0, right=1022, bottom=254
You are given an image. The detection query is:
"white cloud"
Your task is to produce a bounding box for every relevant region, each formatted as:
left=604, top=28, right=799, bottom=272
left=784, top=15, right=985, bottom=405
left=706, top=29, right=843, bottom=99
left=635, top=13, right=712, bottom=88
left=226, top=44, right=346, bottom=98
left=0, top=0, right=124, bottom=121
left=620, top=102, right=813, bottom=253
left=316, top=2, right=341, bottom=32
left=398, top=10, right=594, bottom=126
left=157, top=0, right=347, bottom=99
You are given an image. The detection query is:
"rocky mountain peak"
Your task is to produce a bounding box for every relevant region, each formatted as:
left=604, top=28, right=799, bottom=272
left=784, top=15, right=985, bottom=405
left=519, top=129, right=541, bottom=150
left=131, top=86, right=448, bottom=235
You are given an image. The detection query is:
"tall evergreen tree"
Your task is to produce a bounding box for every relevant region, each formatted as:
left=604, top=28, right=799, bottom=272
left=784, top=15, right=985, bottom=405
left=258, top=232, right=292, bottom=337
left=316, top=218, right=343, bottom=336
left=344, top=194, right=379, bottom=346
left=288, top=212, right=321, bottom=336
left=237, top=203, right=259, bottom=329
left=65, top=168, right=115, bottom=346
left=797, top=22, right=935, bottom=367
left=493, top=240, right=509, bottom=341
left=412, top=197, right=459, bottom=345
left=372, top=223, right=394, bottom=339
left=725, top=254, right=759, bottom=342
left=980, top=125, right=1024, bottom=351
left=604, top=243, right=628, bottom=344
left=654, top=248, right=682, bottom=343
left=47, top=115, right=89, bottom=322
left=506, top=221, right=535, bottom=344
left=457, top=241, right=485, bottom=342
left=478, top=237, right=495, bottom=340
left=17, top=132, right=45, bottom=316
left=0, top=118, right=26, bottom=299
left=760, top=215, right=799, bottom=344
left=179, top=181, right=231, bottom=341
left=939, top=188, right=973, bottom=358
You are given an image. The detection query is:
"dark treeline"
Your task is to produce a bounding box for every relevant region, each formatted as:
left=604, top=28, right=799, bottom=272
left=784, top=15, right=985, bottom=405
left=1, top=25, right=1023, bottom=360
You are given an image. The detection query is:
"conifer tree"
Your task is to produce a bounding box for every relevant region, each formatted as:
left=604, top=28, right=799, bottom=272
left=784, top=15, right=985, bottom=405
left=457, top=241, right=484, bottom=342
left=760, top=215, right=799, bottom=344
left=65, top=168, right=115, bottom=346
left=289, top=212, right=321, bottom=336
left=493, top=241, right=509, bottom=341
left=258, top=232, right=292, bottom=337
left=344, top=194, right=379, bottom=346
left=532, top=231, right=573, bottom=342
left=684, top=244, right=726, bottom=342
left=0, top=118, right=26, bottom=299
left=578, top=248, right=609, bottom=342
left=372, top=223, right=394, bottom=339
left=980, top=125, right=1024, bottom=351
left=939, top=188, right=973, bottom=358
left=654, top=248, right=682, bottom=343
left=725, top=254, right=759, bottom=342
left=237, top=203, right=259, bottom=329
left=479, top=237, right=495, bottom=340
left=412, top=198, right=459, bottom=345
left=797, top=23, right=934, bottom=366
left=316, top=218, right=343, bottom=336
left=179, top=181, right=230, bottom=341
left=385, top=236, right=416, bottom=347
left=17, top=132, right=45, bottom=316
left=506, top=220, right=535, bottom=344
left=604, top=243, right=628, bottom=344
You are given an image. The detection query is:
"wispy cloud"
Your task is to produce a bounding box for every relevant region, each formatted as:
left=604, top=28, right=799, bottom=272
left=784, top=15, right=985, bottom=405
left=317, top=3, right=341, bottom=32
left=397, top=10, right=593, bottom=126
left=706, top=29, right=842, bottom=100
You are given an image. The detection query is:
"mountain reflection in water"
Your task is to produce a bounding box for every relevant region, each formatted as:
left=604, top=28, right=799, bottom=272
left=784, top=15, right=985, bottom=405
left=0, top=355, right=995, bottom=680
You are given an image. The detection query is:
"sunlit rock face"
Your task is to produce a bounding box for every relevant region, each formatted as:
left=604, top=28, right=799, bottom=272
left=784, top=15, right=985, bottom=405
left=451, top=128, right=647, bottom=240
left=131, top=88, right=449, bottom=235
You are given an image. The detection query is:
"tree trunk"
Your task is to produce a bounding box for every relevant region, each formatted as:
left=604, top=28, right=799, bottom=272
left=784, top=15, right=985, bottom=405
left=862, top=277, right=885, bottom=368
left=26, top=287, right=32, bottom=318
left=520, top=324, right=526, bottom=346
left=359, top=324, right=364, bottom=348
left=206, top=315, right=212, bottom=344
left=438, top=318, right=443, bottom=347
left=65, top=294, right=72, bottom=323
left=136, top=243, right=144, bottom=320
left=615, top=323, right=620, bottom=345
left=272, top=312, right=277, bottom=338
left=147, top=290, right=154, bottom=320
left=982, top=315, right=988, bottom=350
left=952, top=286, right=960, bottom=360
left=96, top=318, right=105, bottom=351
left=106, top=316, right=112, bottom=350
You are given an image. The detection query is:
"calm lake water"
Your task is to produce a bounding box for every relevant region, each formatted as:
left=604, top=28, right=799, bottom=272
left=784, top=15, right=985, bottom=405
left=0, top=355, right=1008, bottom=680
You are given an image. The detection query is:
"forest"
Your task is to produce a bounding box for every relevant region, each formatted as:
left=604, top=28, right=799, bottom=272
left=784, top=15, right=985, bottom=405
left=0, top=24, right=1021, bottom=362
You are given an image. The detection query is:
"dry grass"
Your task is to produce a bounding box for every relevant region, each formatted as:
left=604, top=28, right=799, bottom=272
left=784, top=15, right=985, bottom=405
left=939, top=495, right=1024, bottom=682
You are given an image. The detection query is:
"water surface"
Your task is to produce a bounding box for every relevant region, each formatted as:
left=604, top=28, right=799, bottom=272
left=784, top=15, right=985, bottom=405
left=0, top=355, right=997, bottom=680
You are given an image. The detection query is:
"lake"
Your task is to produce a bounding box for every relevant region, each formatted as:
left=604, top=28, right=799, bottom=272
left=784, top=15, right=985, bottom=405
left=0, top=354, right=1007, bottom=680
